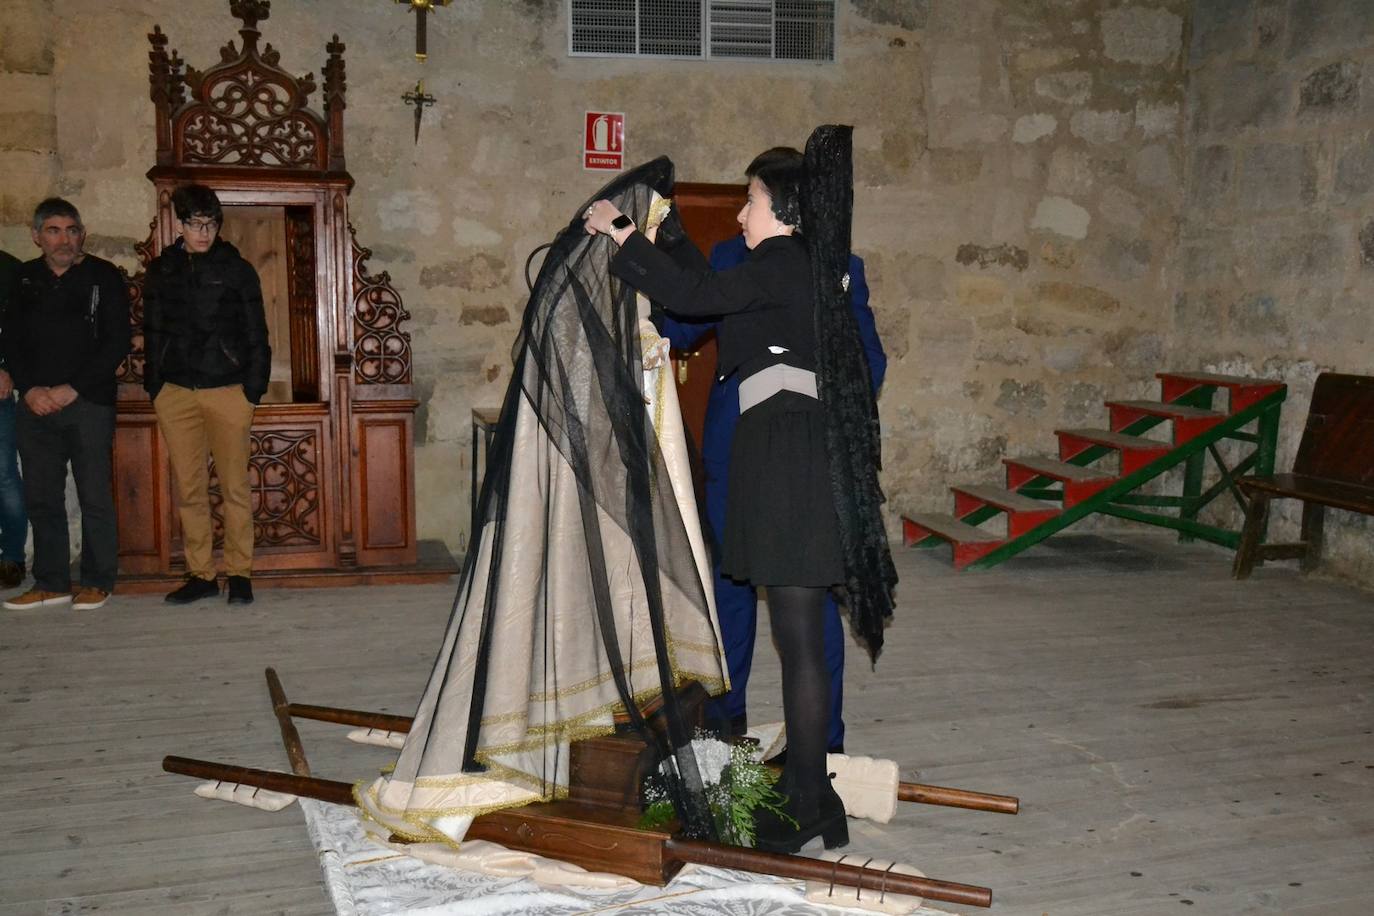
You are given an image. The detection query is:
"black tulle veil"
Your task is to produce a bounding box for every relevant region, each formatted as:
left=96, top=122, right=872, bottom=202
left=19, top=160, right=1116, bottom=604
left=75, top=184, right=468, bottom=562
left=385, top=135, right=893, bottom=850
left=416, top=157, right=719, bottom=838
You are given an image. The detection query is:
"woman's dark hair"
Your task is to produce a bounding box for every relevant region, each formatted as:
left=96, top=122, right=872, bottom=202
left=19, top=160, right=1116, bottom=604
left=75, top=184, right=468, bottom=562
left=745, top=146, right=803, bottom=229
left=171, top=184, right=223, bottom=224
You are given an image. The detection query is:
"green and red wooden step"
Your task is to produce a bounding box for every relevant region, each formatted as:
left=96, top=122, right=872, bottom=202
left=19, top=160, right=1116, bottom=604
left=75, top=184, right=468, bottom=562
left=901, top=371, right=1285, bottom=569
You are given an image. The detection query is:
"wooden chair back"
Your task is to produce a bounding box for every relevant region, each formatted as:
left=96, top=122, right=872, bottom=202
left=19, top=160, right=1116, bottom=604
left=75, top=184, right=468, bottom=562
left=1293, top=373, right=1374, bottom=486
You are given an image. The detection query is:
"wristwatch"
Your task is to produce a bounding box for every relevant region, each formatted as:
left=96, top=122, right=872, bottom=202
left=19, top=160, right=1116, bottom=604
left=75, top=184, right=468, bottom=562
left=611, top=214, right=634, bottom=231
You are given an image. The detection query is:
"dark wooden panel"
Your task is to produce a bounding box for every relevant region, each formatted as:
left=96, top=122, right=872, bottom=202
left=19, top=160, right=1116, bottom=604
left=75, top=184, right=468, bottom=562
left=1293, top=373, right=1374, bottom=485
left=667, top=182, right=747, bottom=460
left=355, top=408, right=417, bottom=566
left=358, top=418, right=408, bottom=551
left=238, top=408, right=336, bottom=572
left=113, top=416, right=166, bottom=573
left=673, top=181, right=746, bottom=259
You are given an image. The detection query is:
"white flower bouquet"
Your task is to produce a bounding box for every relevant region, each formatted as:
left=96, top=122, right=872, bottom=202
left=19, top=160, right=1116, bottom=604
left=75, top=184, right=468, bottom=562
left=639, top=731, right=792, bottom=847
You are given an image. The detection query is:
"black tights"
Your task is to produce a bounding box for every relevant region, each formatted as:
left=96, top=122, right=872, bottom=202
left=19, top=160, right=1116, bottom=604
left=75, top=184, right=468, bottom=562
left=768, top=585, right=833, bottom=816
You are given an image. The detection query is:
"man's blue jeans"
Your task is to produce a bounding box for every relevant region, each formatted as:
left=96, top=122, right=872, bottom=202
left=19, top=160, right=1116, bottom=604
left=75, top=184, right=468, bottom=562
left=0, top=395, right=27, bottom=565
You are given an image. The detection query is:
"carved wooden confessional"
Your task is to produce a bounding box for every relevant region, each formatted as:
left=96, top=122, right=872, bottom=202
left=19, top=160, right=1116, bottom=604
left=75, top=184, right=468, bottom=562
left=116, top=0, right=442, bottom=585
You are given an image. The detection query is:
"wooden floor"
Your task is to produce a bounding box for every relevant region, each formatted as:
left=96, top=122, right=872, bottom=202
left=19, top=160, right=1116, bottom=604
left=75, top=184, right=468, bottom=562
left=2, top=531, right=1372, bottom=915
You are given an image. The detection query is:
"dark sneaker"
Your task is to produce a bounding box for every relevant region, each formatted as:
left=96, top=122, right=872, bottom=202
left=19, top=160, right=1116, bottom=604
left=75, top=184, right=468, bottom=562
left=0, top=560, right=24, bottom=590
left=165, top=575, right=219, bottom=605
left=3, top=587, right=71, bottom=610
left=226, top=575, right=254, bottom=605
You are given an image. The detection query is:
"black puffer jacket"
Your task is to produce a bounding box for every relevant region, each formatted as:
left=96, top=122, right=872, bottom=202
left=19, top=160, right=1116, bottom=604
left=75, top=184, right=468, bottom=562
left=143, top=237, right=271, bottom=403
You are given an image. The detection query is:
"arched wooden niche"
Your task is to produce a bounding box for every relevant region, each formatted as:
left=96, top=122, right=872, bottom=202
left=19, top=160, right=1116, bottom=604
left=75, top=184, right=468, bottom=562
left=115, top=0, right=452, bottom=587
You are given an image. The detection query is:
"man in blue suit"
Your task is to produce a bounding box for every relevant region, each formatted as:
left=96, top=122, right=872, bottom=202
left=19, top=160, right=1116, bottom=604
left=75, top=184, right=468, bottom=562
left=658, top=234, right=886, bottom=753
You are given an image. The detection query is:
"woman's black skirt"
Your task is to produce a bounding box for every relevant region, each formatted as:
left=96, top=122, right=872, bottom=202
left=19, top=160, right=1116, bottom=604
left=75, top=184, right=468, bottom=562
left=721, top=391, right=844, bottom=587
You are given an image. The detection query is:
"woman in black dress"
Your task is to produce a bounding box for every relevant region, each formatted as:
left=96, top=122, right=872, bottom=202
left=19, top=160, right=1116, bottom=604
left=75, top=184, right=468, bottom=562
left=584, top=127, right=897, bottom=853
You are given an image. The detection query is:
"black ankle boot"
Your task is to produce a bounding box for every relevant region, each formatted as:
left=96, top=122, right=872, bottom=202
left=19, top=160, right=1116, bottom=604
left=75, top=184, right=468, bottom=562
left=753, top=781, right=848, bottom=854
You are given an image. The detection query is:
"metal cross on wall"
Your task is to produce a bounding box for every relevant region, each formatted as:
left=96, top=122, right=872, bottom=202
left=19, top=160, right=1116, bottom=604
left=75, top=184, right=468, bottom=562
left=402, top=80, right=436, bottom=144
left=394, top=0, right=453, bottom=61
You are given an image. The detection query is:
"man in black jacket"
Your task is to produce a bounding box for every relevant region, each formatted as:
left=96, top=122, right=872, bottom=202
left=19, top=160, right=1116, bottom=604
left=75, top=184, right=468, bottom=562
left=2, top=198, right=131, bottom=612
left=144, top=184, right=270, bottom=606
left=0, top=249, right=29, bottom=592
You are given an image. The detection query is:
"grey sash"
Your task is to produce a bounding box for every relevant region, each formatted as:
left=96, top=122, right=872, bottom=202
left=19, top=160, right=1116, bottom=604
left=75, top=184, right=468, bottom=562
left=738, top=363, right=818, bottom=413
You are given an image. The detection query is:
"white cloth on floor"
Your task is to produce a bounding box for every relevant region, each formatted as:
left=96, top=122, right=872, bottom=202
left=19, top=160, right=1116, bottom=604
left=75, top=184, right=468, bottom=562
left=303, top=798, right=958, bottom=916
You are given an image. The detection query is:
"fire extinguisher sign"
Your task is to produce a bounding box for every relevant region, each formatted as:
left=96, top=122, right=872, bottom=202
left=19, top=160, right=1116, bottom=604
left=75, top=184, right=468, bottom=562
left=584, top=111, right=625, bottom=170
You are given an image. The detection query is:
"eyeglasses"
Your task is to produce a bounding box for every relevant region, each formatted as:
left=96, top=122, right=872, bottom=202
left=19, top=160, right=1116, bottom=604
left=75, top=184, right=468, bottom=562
left=182, top=219, right=219, bottom=233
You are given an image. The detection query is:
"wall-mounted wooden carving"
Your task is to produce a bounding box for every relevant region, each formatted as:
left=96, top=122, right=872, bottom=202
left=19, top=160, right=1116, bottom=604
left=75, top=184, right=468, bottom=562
left=351, top=226, right=413, bottom=386
left=115, top=223, right=157, bottom=387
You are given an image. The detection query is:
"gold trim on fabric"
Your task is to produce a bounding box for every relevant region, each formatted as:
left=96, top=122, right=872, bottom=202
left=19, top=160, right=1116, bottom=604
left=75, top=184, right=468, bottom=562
left=646, top=196, right=674, bottom=232
left=650, top=346, right=667, bottom=441
left=521, top=651, right=718, bottom=706
left=667, top=634, right=721, bottom=656
left=354, top=777, right=573, bottom=849
left=344, top=853, right=407, bottom=869
left=479, top=668, right=726, bottom=744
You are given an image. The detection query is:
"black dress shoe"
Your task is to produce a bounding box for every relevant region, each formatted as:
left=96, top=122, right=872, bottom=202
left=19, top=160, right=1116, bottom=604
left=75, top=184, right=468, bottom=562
left=165, top=575, right=219, bottom=604
left=0, top=560, right=25, bottom=590
left=753, top=782, right=848, bottom=854
left=226, top=575, right=254, bottom=605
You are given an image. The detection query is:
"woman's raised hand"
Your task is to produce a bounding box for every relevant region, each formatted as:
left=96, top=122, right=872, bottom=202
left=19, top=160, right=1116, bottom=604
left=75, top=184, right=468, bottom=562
left=582, top=199, right=622, bottom=235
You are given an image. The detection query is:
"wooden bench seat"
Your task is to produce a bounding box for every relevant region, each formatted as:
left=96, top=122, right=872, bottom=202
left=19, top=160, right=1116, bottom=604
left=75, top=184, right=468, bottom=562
left=1233, top=373, right=1374, bottom=579
left=1238, top=473, right=1374, bottom=515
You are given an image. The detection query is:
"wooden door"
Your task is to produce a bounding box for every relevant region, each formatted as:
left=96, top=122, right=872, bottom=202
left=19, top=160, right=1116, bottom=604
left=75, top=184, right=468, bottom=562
left=670, top=182, right=746, bottom=450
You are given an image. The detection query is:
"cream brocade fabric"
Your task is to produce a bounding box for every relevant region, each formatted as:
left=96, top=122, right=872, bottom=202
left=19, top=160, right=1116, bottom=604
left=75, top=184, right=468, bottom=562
left=358, top=195, right=725, bottom=848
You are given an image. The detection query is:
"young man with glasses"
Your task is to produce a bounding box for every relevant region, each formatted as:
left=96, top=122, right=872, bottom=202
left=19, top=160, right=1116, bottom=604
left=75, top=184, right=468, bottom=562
left=2, top=198, right=131, bottom=612
left=143, top=184, right=270, bottom=606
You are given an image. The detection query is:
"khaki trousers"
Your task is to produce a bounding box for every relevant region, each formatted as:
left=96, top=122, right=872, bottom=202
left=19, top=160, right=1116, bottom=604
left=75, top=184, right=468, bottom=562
left=154, top=383, right=256, bottom=579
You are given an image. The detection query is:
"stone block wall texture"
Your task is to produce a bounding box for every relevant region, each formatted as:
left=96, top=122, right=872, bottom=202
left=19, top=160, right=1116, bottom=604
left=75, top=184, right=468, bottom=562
left=1181, top=0, right=1374, bottom=585
left=1, top=0, right=1364, bottom=586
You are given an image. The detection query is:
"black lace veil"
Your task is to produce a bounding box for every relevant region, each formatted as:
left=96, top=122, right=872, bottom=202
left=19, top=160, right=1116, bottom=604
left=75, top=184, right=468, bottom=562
left=803, top=125, right=898, bottom=661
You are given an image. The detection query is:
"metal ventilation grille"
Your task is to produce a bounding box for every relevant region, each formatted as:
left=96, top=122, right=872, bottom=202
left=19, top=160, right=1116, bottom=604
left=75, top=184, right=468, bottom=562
left=774, top=0, right=834, bottom=61
left=642, top=0, right=704, bottom=56
left=709, top=0, right=772, bottom=59
left=568, top=0, right=836, bottom=61
left=570, top=0, right=637, bottom=55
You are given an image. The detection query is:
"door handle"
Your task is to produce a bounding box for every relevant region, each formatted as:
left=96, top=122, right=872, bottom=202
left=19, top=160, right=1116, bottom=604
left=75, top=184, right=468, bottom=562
left=677, top=350, right=698, bottom=384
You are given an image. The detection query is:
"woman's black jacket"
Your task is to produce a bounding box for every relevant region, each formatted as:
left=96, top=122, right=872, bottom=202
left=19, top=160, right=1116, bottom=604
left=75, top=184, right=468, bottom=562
left=143, top=237, right=271, bottom=403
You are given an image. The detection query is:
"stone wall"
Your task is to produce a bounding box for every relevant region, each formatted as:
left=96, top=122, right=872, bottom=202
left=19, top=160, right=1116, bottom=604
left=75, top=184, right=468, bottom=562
left=874, top=0, right=1187, bottom=531
left=0, top=0, right=56, bottom=245
left=35, top=2, right=1366, bottom=582
left=1180, top=0, right=1374, bottom=584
